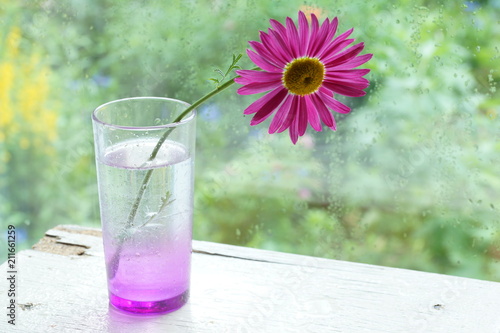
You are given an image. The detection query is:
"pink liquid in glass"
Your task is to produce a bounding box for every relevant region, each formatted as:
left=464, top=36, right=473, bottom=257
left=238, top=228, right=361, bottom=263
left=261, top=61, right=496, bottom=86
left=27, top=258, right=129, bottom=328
left=97, top=139, right=194, bottom=313
left=105, top=230, right=191, bottom=313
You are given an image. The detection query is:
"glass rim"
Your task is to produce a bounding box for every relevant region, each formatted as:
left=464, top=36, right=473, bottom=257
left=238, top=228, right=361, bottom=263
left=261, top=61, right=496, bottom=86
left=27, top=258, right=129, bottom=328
left=91, top=96, right=196, bottom=130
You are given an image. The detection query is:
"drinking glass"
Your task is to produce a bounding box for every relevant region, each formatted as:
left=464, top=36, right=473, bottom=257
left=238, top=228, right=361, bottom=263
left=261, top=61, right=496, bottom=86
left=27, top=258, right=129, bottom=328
left=92, top=97, right=196, bottom=313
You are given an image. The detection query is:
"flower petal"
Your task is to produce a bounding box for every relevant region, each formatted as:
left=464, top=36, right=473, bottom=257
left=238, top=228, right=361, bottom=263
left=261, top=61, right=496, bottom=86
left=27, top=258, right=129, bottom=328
left=308, top=17, right=330, bottom=57
left=285, top=17, right=300, bottom=58
left=269, top=18, right=295, bottom=61
left=310, top=17, right=338, bottom=58
left=323, top=76, right=370, bottom=90
left=298, top=11, right=310, bottom=57
left=322, top=81, right=366, bottom=97
left=315, top=17, right=339, bottom=56
left=235, top=70, right=282, bottom=84
left=318, top=37, right=354, bottom=61
left=327, top=68, right=371, bottom=78
left=296, top=97, right=308, bottom=136
left=318, top=87, right=351, bottom=114
left=269, top=94, right=293, bottom=134
left=249, top=87, right=288, bottom=125
left=289, top=115, right=300, bottom=144
left=334, top=53, right=373, bottom=70
left=312, top=92, right=337, bottom=129
left=249, top=39, right=284, bottom=68
left=237, top=80, right=283, bottom=95
left=269, top=18, right=287, bottom=38
left=304, top=95, right=322, bottom=132
left=268, top=29, right=294, bottom=62
left=277, top=95, right=299, bottom=133
left=246, top=49, right=281, bottom=73
left=260, top=30, right=289, bottom=66
left=242, top=86, right=285, bottom=115
left=318, top=28, right=354, bottom=59
left=324, top=42, right=365, bottom=67
left=306, top=13, right=320, bottom=56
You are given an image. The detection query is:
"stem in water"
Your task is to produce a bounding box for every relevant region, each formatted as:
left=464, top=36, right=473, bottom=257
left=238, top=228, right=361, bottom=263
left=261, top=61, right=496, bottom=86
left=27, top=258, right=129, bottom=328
left=107, top=76, right=239, bottom=279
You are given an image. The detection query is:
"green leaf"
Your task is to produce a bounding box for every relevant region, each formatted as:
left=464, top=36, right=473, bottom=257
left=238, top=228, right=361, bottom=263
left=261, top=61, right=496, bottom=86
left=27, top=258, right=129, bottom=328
left=209, top=53, right=243, bottom=88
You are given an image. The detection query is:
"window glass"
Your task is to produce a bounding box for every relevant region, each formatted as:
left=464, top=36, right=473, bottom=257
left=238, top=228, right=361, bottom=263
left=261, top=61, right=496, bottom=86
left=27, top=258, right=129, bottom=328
left=1, top=0, right=498, bottom=281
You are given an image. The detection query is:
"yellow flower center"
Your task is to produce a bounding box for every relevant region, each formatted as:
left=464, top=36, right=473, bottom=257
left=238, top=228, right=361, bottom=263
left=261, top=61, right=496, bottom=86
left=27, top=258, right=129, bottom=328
left=282, top=57, right=325, bottom=96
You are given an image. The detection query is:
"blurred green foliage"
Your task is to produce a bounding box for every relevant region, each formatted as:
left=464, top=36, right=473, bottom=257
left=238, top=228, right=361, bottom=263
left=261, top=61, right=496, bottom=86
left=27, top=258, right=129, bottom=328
left=0, top=0, right=499, bottom=281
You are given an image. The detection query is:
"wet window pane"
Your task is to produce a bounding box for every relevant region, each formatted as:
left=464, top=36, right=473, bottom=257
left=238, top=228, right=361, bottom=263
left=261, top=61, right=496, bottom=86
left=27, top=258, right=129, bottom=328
left=1, top=0, right=498, bottom=281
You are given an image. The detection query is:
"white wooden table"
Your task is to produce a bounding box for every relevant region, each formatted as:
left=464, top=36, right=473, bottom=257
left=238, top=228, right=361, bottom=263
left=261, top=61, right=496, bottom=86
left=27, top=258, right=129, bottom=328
left=1, top=225, right=499, bottom=332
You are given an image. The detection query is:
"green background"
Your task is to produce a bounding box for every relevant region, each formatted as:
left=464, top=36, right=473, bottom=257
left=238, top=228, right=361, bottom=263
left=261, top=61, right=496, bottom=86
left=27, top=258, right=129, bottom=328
left=1, top=0, right=499, bottom=281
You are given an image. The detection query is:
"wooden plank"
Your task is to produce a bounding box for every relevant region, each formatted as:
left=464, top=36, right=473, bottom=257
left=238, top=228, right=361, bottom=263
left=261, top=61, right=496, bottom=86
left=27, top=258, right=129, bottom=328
left=32, top=224, right=104, bottom=257
left=1, top=225, right=499, bottom=332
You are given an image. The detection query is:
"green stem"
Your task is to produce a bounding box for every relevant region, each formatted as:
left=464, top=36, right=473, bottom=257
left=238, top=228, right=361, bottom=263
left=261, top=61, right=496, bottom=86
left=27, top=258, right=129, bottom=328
left=125, top=75, right=239, bottom=229
left=108, top=75, right=240, bottom=279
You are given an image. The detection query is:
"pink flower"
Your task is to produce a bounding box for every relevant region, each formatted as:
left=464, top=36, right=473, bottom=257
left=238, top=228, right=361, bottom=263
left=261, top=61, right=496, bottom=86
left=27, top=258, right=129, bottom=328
left=236, top=11, right=373, bottom=144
